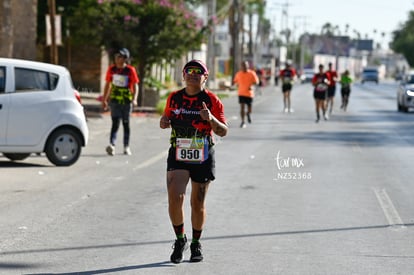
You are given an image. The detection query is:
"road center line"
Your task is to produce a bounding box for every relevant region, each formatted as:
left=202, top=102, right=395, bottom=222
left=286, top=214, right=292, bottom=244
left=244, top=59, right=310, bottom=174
left=133, top=151, right=168, bottom=171
left=373, top=188, right=406, bottom=228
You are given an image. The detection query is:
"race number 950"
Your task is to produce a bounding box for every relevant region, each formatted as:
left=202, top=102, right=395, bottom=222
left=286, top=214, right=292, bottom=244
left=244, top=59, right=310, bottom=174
left=176, top=148, right=203, bottom=162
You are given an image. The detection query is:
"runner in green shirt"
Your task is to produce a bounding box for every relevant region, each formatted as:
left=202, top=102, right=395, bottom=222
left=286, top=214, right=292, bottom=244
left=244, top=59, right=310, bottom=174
left=340, top=70, right=353, bottom=111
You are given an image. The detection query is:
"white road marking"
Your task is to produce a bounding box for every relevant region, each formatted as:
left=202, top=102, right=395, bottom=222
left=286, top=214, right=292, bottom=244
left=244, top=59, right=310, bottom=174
left=133, top=151, right=168, bottom=171
left=373, top=188, right=406, bottom=228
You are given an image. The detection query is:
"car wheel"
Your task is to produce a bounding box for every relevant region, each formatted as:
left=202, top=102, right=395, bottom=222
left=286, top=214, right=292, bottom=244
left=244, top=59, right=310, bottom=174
left=398, top=102, right=403, bottom=112
left=45, top=128, right=82, bottom=166
left=2, top=153, right=31, bottom=161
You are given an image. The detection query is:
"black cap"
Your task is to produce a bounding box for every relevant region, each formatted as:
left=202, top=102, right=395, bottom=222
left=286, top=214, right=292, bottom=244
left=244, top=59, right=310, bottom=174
left=116, top=48, right=130, bottom=59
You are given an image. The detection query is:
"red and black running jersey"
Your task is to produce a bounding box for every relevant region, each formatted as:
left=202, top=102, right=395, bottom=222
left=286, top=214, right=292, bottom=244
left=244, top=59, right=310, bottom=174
left=279, top=68, right=296, bottom=79
left=164, top=88, right=226, bottom=145
left=312, top=73, right=330, bottom=92
left=326, top=70, right=338, bottom=86
left=312, top=73, right=329, bottom=85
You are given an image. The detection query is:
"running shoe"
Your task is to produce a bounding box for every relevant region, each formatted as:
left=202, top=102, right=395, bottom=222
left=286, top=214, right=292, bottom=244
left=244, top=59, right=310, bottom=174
left=190, top=242, right=203, bottom=262
left=324, top=114, right=329, bottom=120
left=247, top=113, right=251, bottom=123
left=170, top=236, right=188, bottom=264
left=106, top=145, right=115, bottom=156
left=240, top=122, right=246, bottom=128
left=124, top=146, right=132, bottom=155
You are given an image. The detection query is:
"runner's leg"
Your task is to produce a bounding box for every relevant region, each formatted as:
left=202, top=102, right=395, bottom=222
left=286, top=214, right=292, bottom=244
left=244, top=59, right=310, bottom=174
left=190, top=181, right=210, bottom=231
left=167, top=170, right=190, bottom=226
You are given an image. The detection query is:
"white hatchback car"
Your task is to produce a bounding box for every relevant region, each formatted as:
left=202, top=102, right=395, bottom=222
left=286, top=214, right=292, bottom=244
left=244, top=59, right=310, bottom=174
left=0, top=58, right=88, bottom=166
left=397, top=71, right=414, bottom=112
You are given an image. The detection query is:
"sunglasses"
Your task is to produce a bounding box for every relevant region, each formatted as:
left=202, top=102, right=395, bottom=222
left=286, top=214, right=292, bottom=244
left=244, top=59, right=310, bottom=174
left=184, top=67, right=205, bottom=75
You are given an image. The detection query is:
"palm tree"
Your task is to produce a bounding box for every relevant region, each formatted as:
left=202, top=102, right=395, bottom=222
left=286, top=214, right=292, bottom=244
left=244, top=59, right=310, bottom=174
left=246, top=0, right=265, bottom=57
left=321, top=22, right=335, bottom=36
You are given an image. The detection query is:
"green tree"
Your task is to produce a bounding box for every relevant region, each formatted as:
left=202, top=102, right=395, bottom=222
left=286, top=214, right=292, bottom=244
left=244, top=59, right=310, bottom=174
left=391, top=11, right=414, bottom=67
left=70, top=0, right=207, bottom=106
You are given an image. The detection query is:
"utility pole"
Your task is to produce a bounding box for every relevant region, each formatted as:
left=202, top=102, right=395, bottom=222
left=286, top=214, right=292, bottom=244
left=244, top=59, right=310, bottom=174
left=207, top=0, right=216, bottom=87
left=48, top=0, right=58, bottom=64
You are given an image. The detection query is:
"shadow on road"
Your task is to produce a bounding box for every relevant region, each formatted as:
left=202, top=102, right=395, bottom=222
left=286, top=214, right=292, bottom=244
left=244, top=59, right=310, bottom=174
left=3, top=223, right=412, bottom=274
left=24, top=261, right=174, bottom=275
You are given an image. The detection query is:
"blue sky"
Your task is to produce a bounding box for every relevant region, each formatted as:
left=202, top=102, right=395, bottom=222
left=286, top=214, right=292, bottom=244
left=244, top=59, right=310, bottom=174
left=265, top=0, right=413, bottom=49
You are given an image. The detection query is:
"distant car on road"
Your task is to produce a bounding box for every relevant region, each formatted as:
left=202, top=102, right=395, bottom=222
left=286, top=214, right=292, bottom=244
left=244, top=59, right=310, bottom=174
left=0, top=58, right=89, bottom=166
left=397, top=71, right=414, bottom=112
left=300, top=68, right=315, bottom=83
left=361, top=67, right=379, bottom=84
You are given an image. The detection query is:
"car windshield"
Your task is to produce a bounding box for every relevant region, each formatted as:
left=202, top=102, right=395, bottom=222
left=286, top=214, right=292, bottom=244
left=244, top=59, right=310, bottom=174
left=406, top=75, right=414, bottom=84
left=363, top=69, right=377, bottom=74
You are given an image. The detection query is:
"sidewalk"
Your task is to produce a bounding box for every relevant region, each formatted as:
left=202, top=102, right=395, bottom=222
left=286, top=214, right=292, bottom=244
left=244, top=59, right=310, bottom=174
left=80, top=92, right=158, bottom=118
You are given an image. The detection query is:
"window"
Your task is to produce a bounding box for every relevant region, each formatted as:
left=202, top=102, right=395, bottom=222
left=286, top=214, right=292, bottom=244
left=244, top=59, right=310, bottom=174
left=14, top=68, right=59, bottom=92
left=0, top=67, right=5, bottom=93
left=407, top=75, right=414, bottom=84
left=216, top=33, right=228, bottom=41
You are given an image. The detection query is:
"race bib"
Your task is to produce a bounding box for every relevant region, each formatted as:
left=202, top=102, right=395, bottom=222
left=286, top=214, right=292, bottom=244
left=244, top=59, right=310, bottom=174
left=176, top=137, right=208, bottom=162
left=112, top=74, right=129, bottom=87
left=316, top=83, right=328, bottom=92
left=283, top=77, right=292, bottom=83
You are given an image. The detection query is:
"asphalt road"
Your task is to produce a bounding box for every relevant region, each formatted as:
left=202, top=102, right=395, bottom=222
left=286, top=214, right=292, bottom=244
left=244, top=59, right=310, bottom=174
left=1, top=80, right=414, bottom=275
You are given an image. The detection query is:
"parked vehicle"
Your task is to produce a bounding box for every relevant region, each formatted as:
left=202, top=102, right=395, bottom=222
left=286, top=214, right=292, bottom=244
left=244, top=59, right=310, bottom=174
left=0, top=58, right=89, bottom=166
left=361, top=67, right=379, bottom=84
left=397, top=71, right=414, bottom=112
left=300, top=68, right=315, bottom=83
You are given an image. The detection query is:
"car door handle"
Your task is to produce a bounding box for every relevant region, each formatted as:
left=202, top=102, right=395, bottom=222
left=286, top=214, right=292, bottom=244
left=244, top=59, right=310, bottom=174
left=0, top=104, right=2, bottom=110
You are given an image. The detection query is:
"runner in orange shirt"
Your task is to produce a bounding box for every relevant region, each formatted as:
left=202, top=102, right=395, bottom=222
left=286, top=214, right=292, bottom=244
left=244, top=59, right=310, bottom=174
left=233, top=61, right=260, bottom=128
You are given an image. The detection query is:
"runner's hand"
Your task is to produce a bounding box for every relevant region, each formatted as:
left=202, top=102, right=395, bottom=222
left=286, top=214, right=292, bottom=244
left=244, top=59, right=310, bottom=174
left=200, top=102, right=212, bottom=122
left=102, top=100, right=108, bottom=111
left=160, top=115, right=171, bottom=128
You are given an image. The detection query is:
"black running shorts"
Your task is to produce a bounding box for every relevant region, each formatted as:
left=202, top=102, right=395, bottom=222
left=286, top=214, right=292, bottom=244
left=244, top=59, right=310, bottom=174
left=167, top=146, right=216, bottom=183
left=282, top=83, right=292, bottom=92
left=327, top=86, right=336, bottom=97
left=313, top=90, right=327, bottom=100
left=341, top=87, right=351, bottom=97
left=238, top=96, right=253, bottom=106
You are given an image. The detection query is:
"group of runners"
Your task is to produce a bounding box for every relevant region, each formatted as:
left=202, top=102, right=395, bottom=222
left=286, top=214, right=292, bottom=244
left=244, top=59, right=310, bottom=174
left=310, top=62, right=353, bottom=122
left=278, top=62, right=354, bottom=122
left=231, top=60, right=354, bottom=127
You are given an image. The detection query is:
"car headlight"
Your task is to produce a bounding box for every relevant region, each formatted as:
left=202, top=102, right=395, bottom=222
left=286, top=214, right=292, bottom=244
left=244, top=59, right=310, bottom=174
left=406, top=90, right=414, bottom=96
